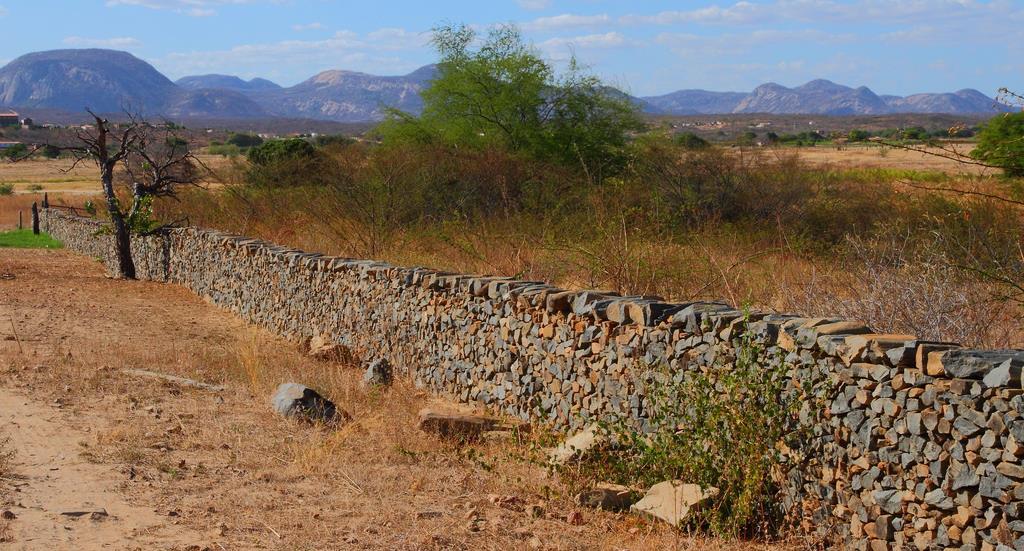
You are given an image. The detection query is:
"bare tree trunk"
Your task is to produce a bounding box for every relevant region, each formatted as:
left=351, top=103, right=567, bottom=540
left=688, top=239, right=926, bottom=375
left=94, top=117, right=136, bottom=280
left=101, top=165, right=135, bottom=279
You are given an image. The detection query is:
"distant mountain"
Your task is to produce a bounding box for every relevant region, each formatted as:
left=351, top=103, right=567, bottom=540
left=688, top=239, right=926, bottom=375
left=0, top=49, right=177, bottom=113
left=164, top=88, right=268, bottom=119
left=0, top=49, right=266, bottom=118
left=248, top=65, right=437, bottom=122
left=642, top=79, right=1010, bottom=116
left=0, top=49, right=1012, bottom=122
left=733, top=79, right=891, bottom=115
left=880, top=89, right=1005, bottom=114
left=176, top=74, right=281, bottom=93
left=643, top=89, right=747, bottom=115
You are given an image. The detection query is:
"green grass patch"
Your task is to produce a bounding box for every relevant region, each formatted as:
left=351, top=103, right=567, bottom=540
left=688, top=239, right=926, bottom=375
left=0, top=229, right=63, bottom=249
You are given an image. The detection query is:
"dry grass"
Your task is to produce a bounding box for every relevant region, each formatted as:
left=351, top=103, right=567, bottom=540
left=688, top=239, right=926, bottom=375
left=0, top=155, right=233, bottom=194
left=790, top=143, right=990, bottom=175
left=0, top=192, right=93, bottom=229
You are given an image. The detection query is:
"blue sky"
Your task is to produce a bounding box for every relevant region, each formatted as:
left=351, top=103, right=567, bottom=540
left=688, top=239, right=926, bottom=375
left=0, top=0, right=1019, bottom=97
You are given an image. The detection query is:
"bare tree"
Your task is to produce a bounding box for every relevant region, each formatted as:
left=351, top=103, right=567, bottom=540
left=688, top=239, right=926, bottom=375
left=23, top=111, right=203, bottom=279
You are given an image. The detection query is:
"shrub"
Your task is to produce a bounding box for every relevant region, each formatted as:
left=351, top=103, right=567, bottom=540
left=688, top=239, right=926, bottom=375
left=41, top=144, right=61, bottom=159
left=247, top=138, right=317, bottom=167
left=245, top=138, right=322, bottom=187
left=675, top=132, right=709, bottom=149
left=562, top=322, right=812, bottom=538
left=227, top=133, right=264, bottom=148
left=0, top=183, right=12, bottom=195
left=847, top=129, right=870, bottom=142
left=972, top=112, right=1024, bottom=177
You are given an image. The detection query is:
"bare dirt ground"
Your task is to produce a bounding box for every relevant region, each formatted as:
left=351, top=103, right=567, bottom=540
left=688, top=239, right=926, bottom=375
left=0, top=249, right=798, bottom=550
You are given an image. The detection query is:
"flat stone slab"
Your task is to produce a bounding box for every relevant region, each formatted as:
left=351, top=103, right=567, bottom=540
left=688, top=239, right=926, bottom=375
left=630, top=481, right=718, bottom=527
left=417, top=408, right=497, bottom=439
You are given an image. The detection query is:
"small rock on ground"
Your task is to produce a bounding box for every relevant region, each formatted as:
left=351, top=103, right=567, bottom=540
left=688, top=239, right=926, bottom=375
left=578, top=483, right=635, bottom=512
left=271, top=383, right=348, bottom=425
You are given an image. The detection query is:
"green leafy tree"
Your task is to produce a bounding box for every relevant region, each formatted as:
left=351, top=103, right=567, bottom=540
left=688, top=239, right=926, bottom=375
left=380, top=24, right=642, bottom=180
left=847, top=129, right=870, bottom=142
left=675, top=132, right=709, bottom=149
left=2, top=143, right=27, bottom=160
left=247, top=138, right=316, bottom=166
left=972, top=112, right=1024, bottom=177
left=227, top=133, right=264, bottom=148
left=245, top=138, right=322, bottom=187
left=41, top=144, right=61, bottom=159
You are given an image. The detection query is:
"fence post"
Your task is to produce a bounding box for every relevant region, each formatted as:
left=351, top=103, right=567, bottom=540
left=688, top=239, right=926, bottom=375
left=31, top=202, right=39, bottom=235
left=42, top=192, right=49, bottom=209
left=18, top=211, right=22, bottom=230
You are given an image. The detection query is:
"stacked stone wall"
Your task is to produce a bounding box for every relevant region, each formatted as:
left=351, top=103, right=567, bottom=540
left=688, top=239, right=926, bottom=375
left=43, top=209, right=1024, bottom=550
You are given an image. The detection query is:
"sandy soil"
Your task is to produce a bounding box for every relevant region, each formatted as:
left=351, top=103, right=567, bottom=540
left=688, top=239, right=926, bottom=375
left=0, top=249, right=798, bottom=550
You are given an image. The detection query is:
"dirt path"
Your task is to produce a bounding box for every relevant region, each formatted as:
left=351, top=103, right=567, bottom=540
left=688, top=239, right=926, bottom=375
left=0, top=389, right=203, bottom=550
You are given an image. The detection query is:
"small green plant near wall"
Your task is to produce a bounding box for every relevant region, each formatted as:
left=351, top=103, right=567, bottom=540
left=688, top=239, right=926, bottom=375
left=560, top=319, right=815, bottom=539
left=0, top=183, right=13, bottom=196
left=0, top=230, right=62, bottom=249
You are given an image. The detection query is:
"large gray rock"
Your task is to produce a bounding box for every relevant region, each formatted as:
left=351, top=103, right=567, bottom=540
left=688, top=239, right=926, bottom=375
left=935, top=350, right=1024, bottom=380
left=271, top=383, right=346, bottom=425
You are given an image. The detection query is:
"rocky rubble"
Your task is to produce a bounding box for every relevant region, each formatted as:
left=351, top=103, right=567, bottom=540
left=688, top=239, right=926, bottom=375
left=44, top=208, right=1024, bottom=549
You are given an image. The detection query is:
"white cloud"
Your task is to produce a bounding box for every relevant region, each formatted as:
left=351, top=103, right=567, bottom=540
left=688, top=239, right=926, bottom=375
left=522, top=13, right=612, bottom=31
left=540, top=32, right=629, bottom=50
left=655, top=29, right=853, bottom=58
left=292, top=22, right=324, bottom=32
left=517, top=0, right=550, bottom=10
left=104, top=0, right=271, bottom=17
left=64, top=36, right=143, bottom=48
left=621, top=0, right=1022, bottom=26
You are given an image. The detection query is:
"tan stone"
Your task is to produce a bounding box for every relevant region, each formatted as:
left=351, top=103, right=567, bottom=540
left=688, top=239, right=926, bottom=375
left=548, top=424, right=605, bottom=465
left=817, top=321, right=872, bottom=336
left=417, top=408, right=496, bottom=439
left=630, top=481, right=718, bottom=527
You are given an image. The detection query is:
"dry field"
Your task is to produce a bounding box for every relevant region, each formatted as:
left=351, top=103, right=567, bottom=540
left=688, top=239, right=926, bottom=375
left=0, top=249, right=800, bottom=550
left=0, top=154, right=233, bottom=195
left=0, top=154, right=234, bottom=229
left=786, top=143, right=989, bottom=174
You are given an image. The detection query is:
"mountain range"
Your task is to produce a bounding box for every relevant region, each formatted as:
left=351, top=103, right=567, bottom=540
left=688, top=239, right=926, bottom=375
left=0, top=49, right=1011, bottom=122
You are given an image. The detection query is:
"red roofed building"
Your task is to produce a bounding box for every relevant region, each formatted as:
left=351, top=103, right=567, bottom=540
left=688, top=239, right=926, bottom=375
left=0, top=110, right=19, bottom=127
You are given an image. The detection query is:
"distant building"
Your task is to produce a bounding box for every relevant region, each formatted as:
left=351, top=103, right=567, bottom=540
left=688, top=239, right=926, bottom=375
left=0, top=141, right=23, bottom=149
left=20, top=117, right=34, bottom=128
left=0, top=110, right=19, bottom=127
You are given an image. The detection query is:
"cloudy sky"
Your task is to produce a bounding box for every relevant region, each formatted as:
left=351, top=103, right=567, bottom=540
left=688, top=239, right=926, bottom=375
left=0, top=0, right=1020, bottom=96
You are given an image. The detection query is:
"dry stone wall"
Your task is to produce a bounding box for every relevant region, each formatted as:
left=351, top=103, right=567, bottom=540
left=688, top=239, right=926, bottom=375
left=43, top=209, right=1024, bottom=550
